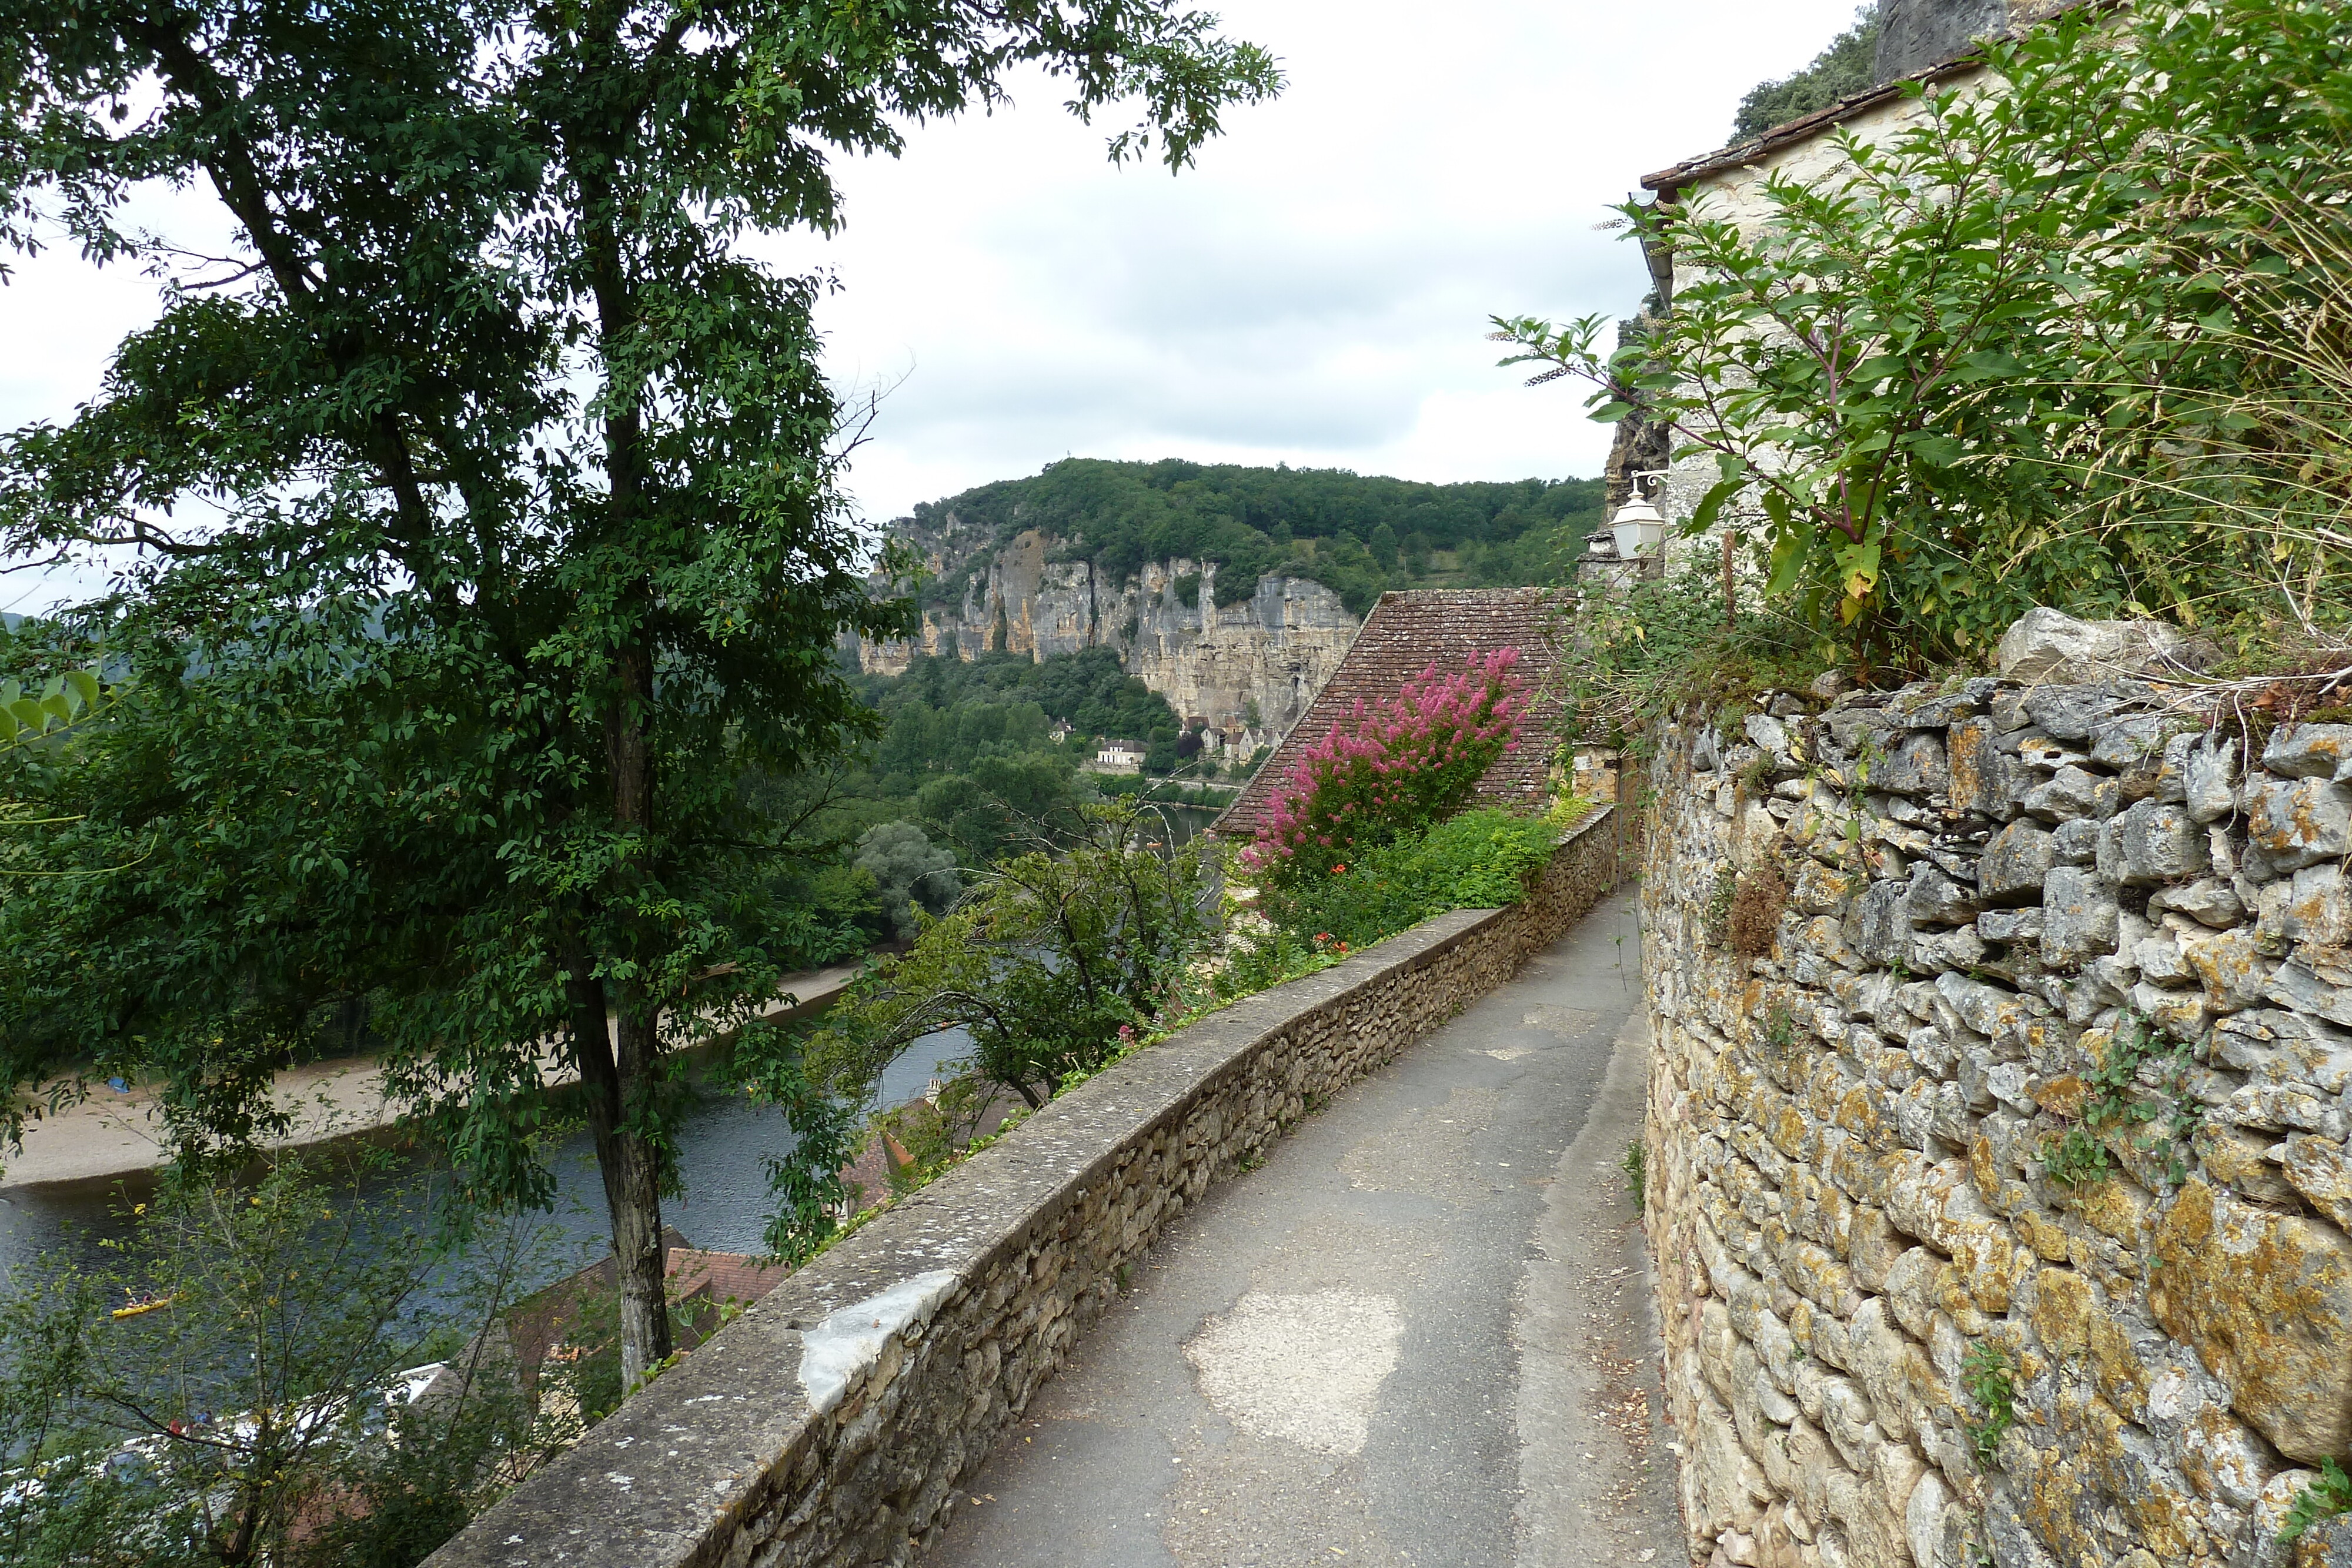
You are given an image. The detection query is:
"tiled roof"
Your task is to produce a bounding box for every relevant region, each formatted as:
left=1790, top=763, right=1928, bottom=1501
left=1211, top=588, right=1569, bottom=840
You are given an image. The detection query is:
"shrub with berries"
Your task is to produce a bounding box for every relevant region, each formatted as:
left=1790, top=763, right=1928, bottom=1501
left=1244, top=648, right=1526, bottom=888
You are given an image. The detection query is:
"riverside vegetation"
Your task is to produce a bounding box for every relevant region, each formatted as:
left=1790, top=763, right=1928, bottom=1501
left=0, top=0, right=1282, bottom=1405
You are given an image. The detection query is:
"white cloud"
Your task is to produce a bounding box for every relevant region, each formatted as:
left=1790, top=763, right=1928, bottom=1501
left=1, top=0, right=1864, bottom=609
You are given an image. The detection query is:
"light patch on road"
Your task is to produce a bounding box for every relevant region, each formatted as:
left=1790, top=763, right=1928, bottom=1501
left=1185, top=1291, right=1404, bottom=1456
left=1486, top=1046, right=1534, bottom=1061
left=1522, top=1005, right=1599, bottom=1037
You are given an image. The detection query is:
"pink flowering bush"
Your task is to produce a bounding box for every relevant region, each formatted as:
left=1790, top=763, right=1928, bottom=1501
left=1244, top=648, right=1526, bottom=888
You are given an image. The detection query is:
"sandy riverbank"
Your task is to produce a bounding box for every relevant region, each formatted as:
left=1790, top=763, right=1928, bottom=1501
left=0, top=963, right=866, bottom=1192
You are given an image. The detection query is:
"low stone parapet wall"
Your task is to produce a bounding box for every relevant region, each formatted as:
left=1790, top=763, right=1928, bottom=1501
left=426, top=805, right=1621, bottom=1568
left=1642, top=677, right=2352, bottom=1568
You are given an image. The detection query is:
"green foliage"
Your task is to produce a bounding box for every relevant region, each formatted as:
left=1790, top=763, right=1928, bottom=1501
left=0, top=0, right=1277, bottom=1382
left=1622, top=1138, right=1647, bottom=1211
left=806, top=803, right=1217, bottom=1114
left=1733, top=6, right=1880, bottom=140
left=0, top=1155, right=559, bottom=1567
left=2281, top=1457, right=2352, bottom=1547
left=907, top=459, right=1606, bottom=617
left=1259, top=808, right=1559, bottom=952
left=1558, top=561, right=1816, bottom=754
left=732, top=1018, right=863, bottom=1268
left=1499, top=0, right=2352, bottom=671
left=1960, top=1340, right=2017, bottom=1467
left=852, top=821, right=961, bottom=940
left=2039, top=1009, right=2199, bottom=1192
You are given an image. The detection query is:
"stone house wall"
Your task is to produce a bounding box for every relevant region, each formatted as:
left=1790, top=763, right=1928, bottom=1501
left=1641, top=676, right=2352, bottom=1567
left=424, top=806, right=1623, bottom=1568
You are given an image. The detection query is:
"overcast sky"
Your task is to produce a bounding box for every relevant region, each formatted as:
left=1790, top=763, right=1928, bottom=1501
left=0, top=0, right=1861, bottom=613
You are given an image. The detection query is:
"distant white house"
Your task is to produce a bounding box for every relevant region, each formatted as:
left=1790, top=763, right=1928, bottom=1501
left=1091, top=738, right=1145, bottom=774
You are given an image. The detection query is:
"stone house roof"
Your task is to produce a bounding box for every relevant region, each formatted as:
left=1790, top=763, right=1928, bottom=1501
left=1212, top=588, right=1568, bottom=841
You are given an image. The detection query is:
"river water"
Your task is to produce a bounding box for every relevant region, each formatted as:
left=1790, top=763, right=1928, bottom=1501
left=0, top=1027, right=977, bottom=1308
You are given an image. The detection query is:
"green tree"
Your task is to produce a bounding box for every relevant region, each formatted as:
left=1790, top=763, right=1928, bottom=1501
left=0, top=1155, right=561, bottom=1568
left=853, top=820, right=961, bottom=939
left=807, top=802, right=1216, bottom=1110
left=0, top=0, right=1278, bottom=1389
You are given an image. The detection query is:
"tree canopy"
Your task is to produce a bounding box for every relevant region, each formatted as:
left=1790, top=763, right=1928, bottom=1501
left=0, top=0, right=1279, bottom=1389
left=904, top=458, right=1605, bottom=616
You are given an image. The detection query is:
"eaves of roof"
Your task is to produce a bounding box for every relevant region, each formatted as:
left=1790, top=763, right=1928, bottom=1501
left=1639, top=0, right=2100, bottom=201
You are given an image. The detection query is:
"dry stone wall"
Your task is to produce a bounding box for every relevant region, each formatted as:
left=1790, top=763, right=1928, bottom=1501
left=425, top=808, right=1622, bottom=1568
left=1642, top=673, right=2352, bottom=1568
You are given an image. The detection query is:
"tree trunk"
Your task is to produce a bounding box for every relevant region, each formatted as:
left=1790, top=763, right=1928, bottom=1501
left=568, top=940, right=673, bottom=1392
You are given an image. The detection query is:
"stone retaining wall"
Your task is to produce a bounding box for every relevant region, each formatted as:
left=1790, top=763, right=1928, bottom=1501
left=426, top=805, right=1622, bottom=1568
left=1641, top=676, right=2352, bottom=1568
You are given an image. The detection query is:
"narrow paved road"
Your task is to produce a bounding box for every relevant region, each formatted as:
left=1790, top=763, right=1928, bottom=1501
left=928, top=888, right=1682, bottom=1568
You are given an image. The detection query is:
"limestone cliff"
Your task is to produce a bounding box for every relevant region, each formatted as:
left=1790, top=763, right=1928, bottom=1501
left=854, top=517, right=1361, bottom=743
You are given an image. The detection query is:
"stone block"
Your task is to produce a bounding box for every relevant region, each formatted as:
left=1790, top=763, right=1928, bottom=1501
left=2116, top=798, right=2203, bottom=887
left=1946, top=717, right=1999, bottom=817
left=2259, top=864, right=2351, bottom=948
left=2092, top=712, right=2171, bottom=770
left=2023, top=683, right=2120, bottom=743
left=1975, top=908, right=2042, bottom=946
left=2262, top=723, right=2352, bottom=781
left=1845, top=880, right=1912, bottom=967
left=1746, top=712, right=1793, bottom=760
left=2280, top=1135, right=2352, bottom=1233
left=1979, top=821, right=2055, bottom=906
left=2051, top=817, right=2100, bottom=865
left=2146, top=876, right=2244, bottom=928
left=1912, top=927, right=1987, bottom=972
left=2040, top=867, right=2120, bottom=967
left=2178, top=925, right=2276, bottom=1015
left=2266, top=958, right=2352, bottom=1031
left=1875, top=731, right=1949, bottom=798
left=2023, top=764, right=2102, bottom=822
left=2179, top=734, right=2239, bottom=823
left=2149, top=1179, right=2352, bottom=1461
left=2246, top=775, right=2352, bottom=872
left=1792, top=858, right=1865, bottom=918
left=1997, top=607, right=2214, bottom=684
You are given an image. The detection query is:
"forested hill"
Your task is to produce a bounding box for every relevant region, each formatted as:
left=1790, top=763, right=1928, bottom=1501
left=897, top=459, right=1606, bottom=616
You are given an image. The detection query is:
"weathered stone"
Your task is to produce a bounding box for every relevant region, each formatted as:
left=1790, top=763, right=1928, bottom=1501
left=1747, top=712, right=1793, bottom=760
left=1975, top=908, right=2042, bottom=946
left=1793, top=859, right=1865, bottom=918
left=2023, top=764, right=2103, bottom=823
left=2262, top=723, right=2352, bottom=781
left=2281, top=1135, right=2352, bottom=1233
left=2040, top=867, right=2121, bottom=967
left=2146, top=877, right=2245, bottom=928
left=2258, top=863, right=2351, bottom=948
left=1911, top=927, right=1987, bottom=972
left=1979, top=821, right=2056, bottom=907
left=1906, top=867, right=1978, bottom=928
left=2267, top=957, right=2352, bottom=1031
left=2116, top=798, right=2203, bottom=887
left=2023, top=684, right=2121, bottom=743
left=2090, top=713, right=2171, bottom=770
left=1845, top=881, right=1913, bottom=967
left=2246, top=775, right=2352, bottom=873
left=1996, top=607, right=2215, bottom=684
left=2051, top=817, right=2100, bottom=866
left=1945, top=716, right=1998, bottom=817
left=2149, top=1180, right=2352, bottom=1462
left=1875, top=731, right=1950, bottom=798
left=2178, top=925, right=2275, bottom=1014
left=2178, top=734, right=2238, bottom=824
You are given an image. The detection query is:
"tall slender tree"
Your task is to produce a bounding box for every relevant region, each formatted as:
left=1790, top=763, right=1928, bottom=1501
left=0, top=0, right=1279, bottom=1387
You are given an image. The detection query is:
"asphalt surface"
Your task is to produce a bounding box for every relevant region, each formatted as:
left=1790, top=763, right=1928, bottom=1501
left=926, top=888, right=1684, bottom=1568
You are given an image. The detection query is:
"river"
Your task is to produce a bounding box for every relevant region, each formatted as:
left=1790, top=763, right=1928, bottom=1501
left=0, top=1026, right=978, bottom=1310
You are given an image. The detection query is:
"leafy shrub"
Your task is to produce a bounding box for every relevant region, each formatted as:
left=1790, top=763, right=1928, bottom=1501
left=852, top=820, right=961, bottom=940
left=1261, top=807, right=1558, bottom=951
left=1247, top=650, right=1526, bottom=885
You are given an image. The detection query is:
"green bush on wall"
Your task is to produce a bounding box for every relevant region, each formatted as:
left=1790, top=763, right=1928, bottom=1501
left=1260, top=807, right=1559, bottom=951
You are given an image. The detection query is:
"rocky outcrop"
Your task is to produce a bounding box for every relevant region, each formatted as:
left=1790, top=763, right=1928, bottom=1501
left=1643, top=646, right=2352, bottom=1567
left=855, top=520, right=1360, bottom=739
